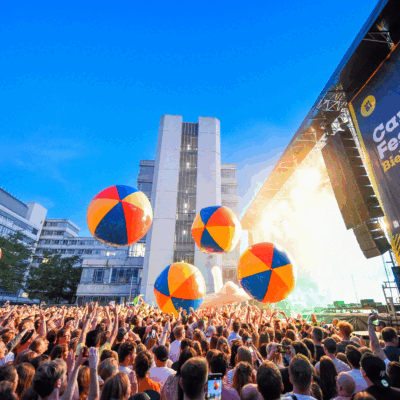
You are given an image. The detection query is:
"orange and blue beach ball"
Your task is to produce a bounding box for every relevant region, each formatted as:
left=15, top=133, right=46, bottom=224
left=191, top=206, right=242, bottom=254
left=87, top=185, right=153, bottom=247
left=238, top=242, right=296, bottom=304
left=154, top=262, right=206, bottom=316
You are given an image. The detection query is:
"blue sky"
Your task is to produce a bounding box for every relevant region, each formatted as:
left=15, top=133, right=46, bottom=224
left=1, top=0, right=378, bottom=236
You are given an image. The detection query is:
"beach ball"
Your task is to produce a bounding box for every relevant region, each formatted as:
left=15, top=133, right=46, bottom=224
left=87, top=185, right=152, bottom=247
left=238, top=242, right=296, bottom=303
left=191, top=206, right=241, bottom=254
left=154, top=262, right=206, bottom=316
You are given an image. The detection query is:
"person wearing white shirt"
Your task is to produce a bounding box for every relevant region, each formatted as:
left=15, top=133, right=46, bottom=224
left=315, top=338, right=350, bottom=374
left=169, top=325, right=185, bottom=363
left=118, top=341, right=135, bottom=376
left=345, top=345, right=368, bottom=393
left=227, top=321, right=241, bottom=344
left=149, top=345, right=175, bottom=386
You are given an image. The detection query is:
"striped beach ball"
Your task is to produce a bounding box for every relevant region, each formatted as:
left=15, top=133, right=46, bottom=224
left=238, top=242, right=296, bottom=304
left=154, top=262, right=206, bottom=316
left=87, top=185, right=152, bottom=247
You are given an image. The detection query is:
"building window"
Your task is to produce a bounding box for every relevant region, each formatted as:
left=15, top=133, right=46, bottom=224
left=139, top=166, right=154, bottom=174
left=222, top=170, right=236, bottom=178
left=60, top=249, right=66, bottom=254
left=67, top=249, right=75, bottom=254
left=70, top=240, right=77, bottom=245
left=173, top=122, right=198, bottom=263
left=84, top=249, right=92, bottom=254
left=93, top=268, right=104, bottom=283
left=53, top=240, right=60, bottom=244
left=110, top=268, right=139, bottom=284
left=222, top=186, right=236, bottom=194
left=129, top=243, right=145, bottom=257
left=138, top=182, right=152, bottom=192
left=78, top=250, right=84, bottom=254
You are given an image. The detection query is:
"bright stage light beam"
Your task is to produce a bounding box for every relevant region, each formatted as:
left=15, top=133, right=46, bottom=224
left=299, top=169, right=321, bottom=188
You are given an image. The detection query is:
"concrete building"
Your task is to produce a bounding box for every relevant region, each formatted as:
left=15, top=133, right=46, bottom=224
left=141, top=115, right=239, bottom=304
left=74, top=115, right=239, bottom=305
left=0, top=188, right=47, bottom=302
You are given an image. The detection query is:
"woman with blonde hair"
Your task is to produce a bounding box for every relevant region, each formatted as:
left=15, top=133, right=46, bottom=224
left=216, top=337, right=230, bottom=356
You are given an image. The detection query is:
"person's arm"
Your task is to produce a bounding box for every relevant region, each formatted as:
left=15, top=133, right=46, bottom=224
left=106, top=305, right=120, bottom=346
left=37, top=309, right=47, bottom=338
left=368, top=312, right=388, bottom=362
left=0, top=306, right=15, bottom=327
left=159, top=321, right=170, bottom=346
left=61, top=349, right=88, bottom=400
left=77, top=314, right=91, bottom=347
left=55, top=307, right=67, bottom=329
left=88, top=347, right=99, bottom=400
left=189, top=307, right=200, bottom=322
left=6, top=328, right=29, bottom=352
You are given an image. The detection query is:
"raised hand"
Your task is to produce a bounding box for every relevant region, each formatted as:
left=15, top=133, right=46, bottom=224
left=89, top=347, right=99, bottom=370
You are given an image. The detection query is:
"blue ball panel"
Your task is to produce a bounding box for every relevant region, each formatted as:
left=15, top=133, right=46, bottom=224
left=200, top=228, right=224, bottom=253
left=154, top=265, right=171, bottom=296
left=171, top=297, right=204, bottom=313
left=95, top=202, right=128, bottom=245
left=116, top=185, right=139, bottom=200
left=200, top=206, right=221, bottom=225
left=271, top=246, right=291, bottom=269
left=241, top=270, right=272, bottom=301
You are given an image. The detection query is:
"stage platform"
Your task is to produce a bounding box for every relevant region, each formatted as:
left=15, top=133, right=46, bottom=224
left=315, top=312, right=400, bottom=331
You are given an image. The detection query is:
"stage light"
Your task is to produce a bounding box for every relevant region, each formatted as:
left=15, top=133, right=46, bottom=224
left=278, top=200, right=290, bottom=212
left=268, top=210, right=280, bottom=221
left=299, top=169, right=321, bottom=188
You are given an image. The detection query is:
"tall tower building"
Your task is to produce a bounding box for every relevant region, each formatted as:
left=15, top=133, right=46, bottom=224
left=141, top=115, right=225, bottom=303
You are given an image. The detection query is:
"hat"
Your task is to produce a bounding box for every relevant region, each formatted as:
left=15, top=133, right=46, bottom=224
left=205, top=326, right=216, bottom=338
left=118, top=327, right=128, bottom=336
left=153, top=345, right=169, bottom=362
left=361, top=353, right=392, bottom=388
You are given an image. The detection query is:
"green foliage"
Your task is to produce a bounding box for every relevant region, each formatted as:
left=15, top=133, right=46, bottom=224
left=26, top=253, right=82, bottom=303
left=0, top=232, right=33, bottom=294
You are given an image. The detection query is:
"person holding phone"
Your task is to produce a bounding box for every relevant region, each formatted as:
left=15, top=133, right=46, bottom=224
left=209, top=352, right=240, bottom=400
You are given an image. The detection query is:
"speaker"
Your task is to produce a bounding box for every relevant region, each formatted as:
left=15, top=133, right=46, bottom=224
left=353, top=220, right=391, bottom=258
left=322, top=132, right=372, bottom=229
left=322, top=124, right=385, bottom=228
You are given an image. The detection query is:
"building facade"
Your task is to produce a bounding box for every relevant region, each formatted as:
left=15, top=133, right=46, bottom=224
left=0, top=188, right=47, bottom=302
left=141, top=115, right=239, bottom=304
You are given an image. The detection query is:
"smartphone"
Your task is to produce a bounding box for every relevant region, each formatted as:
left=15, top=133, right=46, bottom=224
left=206, top=373, right=222, bottom=400
left=151, top=329, right=156, bottom=339
left=277, top=345, right=288, bottom=354
left=247, top=339, right=252, bottom=345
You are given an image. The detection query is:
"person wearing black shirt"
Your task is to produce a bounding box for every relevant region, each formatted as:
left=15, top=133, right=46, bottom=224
left=311, top=327, right=325, bottom=362
left=358, top=353, right=400, bottom=400
left=382, top=327, right=400, bottom=363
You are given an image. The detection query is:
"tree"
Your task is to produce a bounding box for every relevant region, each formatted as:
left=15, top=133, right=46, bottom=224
left=0, top=232, right=33, bottom=294
left=26, top=253, right=82, bottom=303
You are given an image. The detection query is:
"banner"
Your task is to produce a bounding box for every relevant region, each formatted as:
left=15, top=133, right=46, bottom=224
left=349, top=43, right=400, bottom=263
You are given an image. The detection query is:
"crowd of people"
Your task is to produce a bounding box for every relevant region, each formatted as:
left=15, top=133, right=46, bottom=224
left=0, top=300, right=399, bottom=400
